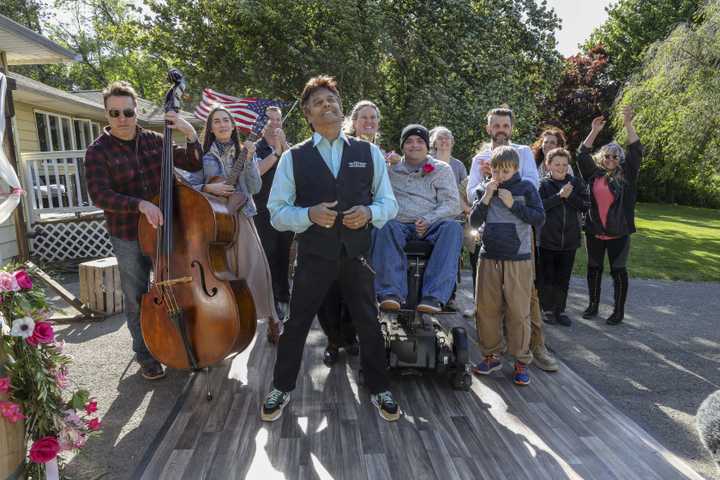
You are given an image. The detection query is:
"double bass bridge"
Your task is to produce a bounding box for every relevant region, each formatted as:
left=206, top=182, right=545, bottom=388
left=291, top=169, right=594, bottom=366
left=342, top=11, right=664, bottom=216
left=153, top=276, right=193, bottom=287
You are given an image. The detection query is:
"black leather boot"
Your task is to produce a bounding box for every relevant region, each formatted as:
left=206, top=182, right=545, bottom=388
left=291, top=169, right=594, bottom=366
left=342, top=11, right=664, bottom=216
left=582, top=268, right=602, bottom=319
left=554, top=288, right=571, bottom=326
left=606, top=270, right=628, bottom=325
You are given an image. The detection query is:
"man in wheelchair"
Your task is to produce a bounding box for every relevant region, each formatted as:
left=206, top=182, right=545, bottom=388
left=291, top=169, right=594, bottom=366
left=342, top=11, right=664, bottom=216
left=371, top=124, right=463, bottom=314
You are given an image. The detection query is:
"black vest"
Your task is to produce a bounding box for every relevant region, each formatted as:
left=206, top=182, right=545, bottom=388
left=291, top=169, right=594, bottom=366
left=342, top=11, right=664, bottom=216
left=292, top=136, right=374, bottom=260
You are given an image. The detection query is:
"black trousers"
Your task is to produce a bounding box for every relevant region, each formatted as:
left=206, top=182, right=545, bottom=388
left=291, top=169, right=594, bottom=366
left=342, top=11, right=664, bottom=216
left=273, top=251, right=389, bottom=394
left=586, top=234, right=631, bottom=273
left=255, top=210, right=293, bottom=303
left=317, top=281, right=357, bottom=347
left=538, top=248, right=577, bottom=290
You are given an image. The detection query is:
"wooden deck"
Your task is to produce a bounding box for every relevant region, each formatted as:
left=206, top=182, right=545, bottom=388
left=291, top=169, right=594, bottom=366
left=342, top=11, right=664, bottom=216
left=134, top=312, right=704, bottom=480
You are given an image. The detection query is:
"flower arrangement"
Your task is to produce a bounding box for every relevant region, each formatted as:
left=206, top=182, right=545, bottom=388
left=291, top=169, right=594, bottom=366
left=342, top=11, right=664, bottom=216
left=0, top=264, right=100, bottom=478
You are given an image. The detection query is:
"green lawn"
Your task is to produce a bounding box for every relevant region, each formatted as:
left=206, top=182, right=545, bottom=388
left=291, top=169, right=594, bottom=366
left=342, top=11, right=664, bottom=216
left=572, top=203, right=720, bottom=282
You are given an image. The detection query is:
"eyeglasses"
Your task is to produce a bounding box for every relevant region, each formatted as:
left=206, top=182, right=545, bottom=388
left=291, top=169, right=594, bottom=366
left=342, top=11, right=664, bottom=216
left=108, top=108, right=136, bottom=118
left=603, top=154, right=619, bottom=160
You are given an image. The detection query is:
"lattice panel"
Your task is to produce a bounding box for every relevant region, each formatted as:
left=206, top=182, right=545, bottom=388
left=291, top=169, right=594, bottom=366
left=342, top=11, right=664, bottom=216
left=30, top=219, right=114, bottom=263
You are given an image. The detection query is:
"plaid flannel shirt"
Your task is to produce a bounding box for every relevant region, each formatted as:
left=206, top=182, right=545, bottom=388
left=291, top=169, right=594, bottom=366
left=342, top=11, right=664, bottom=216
left=85, top=126, right=203, bottom=241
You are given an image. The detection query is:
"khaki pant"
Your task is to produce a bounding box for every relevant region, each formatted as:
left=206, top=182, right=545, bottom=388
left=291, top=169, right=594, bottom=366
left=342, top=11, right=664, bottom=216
left=530, top=286, right=544, bottom=350
left=475, top=258, right=533, bottom=364
left=529, top=229, right=545, bottom=351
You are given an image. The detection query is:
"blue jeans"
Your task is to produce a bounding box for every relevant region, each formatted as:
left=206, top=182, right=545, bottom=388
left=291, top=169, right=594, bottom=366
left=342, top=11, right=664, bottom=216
left=110, top=236, right=155, bottom=365
left=371, top=219, right=463, bottom=304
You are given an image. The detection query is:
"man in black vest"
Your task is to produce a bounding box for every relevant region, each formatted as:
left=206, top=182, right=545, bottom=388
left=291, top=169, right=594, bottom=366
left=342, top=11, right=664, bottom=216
left=261, top=75, right=401, bottom=422
left=254, top=105, right=293, bottom=342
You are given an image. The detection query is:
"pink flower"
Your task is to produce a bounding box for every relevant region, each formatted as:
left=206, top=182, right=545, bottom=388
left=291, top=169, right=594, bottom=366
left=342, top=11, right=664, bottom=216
left=28, top=436, right=60, bottom=463
left=86, top=418, right=101, bottom=431
left=63, top=409, right=83, bottom=428
left=0, top=271, right=19, bottom=292
left=13, top=270, right=32, bottom=290
left=58, top=427, right=86, bottom=451
left=84, top=399, right=98, bottom=415
left=26, top=321, right=54, bottom=346
left=53, top=339, right=66, bottom=353
left=0, top=377, right=10, bottom=394
left=0, top=401, right=25, bottom=423
left=422, top=162, right=435, bottom=175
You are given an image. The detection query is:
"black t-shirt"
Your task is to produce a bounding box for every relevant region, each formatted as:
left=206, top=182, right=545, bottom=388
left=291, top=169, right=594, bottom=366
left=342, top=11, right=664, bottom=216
left=253, top=137, right=276, bottom=215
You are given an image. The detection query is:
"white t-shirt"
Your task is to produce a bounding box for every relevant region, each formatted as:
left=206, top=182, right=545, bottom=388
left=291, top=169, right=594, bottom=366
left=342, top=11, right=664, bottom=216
left=466, top=142, right=539, bottom=202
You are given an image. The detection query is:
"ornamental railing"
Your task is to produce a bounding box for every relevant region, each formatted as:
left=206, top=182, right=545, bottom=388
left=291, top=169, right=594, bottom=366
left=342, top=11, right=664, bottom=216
left=19, top=150, right=101, bottom=223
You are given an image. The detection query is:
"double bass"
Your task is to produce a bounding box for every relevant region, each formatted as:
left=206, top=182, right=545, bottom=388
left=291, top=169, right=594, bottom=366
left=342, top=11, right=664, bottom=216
left=138, top=69, right=256, bottom=372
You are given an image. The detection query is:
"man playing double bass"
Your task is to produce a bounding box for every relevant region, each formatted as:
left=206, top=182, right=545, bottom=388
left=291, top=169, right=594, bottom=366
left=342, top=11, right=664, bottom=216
left=85, top=81, right=203, bottom=380
left=262, top=75, right=402, bottom=422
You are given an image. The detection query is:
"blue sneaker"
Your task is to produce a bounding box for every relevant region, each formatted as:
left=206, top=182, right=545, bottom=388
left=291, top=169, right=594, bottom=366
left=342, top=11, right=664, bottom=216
left=513, top=361, right=530, bottom=386
left=471, top=355, right=502, bottom=375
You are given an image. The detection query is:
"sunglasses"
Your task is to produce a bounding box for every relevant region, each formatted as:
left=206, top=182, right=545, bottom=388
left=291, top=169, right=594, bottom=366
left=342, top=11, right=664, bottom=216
left=603, top=154, right=619, bottom=160
left=108, top=108, right=136, bottom=118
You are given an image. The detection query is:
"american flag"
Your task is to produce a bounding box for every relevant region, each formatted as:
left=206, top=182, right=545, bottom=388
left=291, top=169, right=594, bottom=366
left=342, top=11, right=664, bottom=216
left=194, top=88, right=289, bottom=134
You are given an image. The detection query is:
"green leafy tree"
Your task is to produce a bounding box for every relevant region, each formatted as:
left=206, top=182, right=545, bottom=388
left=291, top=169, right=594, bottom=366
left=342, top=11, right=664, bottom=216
left=44, top=0, right=173, bottom=100
left=584, top=0, right=704, bottom=81
left=144, top=0, right=562, bottom=160
left=0, top=0, right=44, bottom=31
left=616, top=0, right=720, bottom=207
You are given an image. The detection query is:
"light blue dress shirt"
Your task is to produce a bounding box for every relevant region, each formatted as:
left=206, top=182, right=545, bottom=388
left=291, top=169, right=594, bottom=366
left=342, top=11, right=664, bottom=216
left=268, top=131, right=398, bottom=233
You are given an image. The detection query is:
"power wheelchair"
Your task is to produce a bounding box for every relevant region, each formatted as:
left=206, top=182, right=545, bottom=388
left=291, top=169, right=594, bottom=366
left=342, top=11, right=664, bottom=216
left=377, top=239, right=473, bottom=391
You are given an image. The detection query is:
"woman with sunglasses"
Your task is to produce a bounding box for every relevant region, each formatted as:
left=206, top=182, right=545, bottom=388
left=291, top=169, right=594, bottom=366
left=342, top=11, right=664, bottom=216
left=577, top=106, right=642, bottom=325
left=186, top=106, right=281, bottom=342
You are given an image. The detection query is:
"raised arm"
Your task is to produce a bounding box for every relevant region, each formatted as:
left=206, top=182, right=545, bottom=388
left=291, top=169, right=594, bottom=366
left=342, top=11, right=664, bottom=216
left=623, top=105, right=639, bottom=145
left=577, top=116, right=606, bottom=181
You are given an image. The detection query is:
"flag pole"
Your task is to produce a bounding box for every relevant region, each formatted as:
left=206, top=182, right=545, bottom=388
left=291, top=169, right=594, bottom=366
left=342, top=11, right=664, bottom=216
left=282, top=99, right=299, bottom=122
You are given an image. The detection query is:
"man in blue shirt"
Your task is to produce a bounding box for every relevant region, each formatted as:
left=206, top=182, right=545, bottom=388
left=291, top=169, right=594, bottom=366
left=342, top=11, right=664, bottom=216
left=261, top=75, right=401, bottom=423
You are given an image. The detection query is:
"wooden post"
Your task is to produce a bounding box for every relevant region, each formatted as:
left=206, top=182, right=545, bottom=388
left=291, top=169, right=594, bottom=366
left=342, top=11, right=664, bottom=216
left=0, top=52, right=30, bottom=261
left=79, top=257, right=123, bottom=315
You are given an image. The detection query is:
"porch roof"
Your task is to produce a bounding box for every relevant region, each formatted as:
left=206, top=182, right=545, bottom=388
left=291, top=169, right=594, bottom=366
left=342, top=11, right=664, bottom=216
left=0, top=14, right=79, bottom=66
left=10, top=72, right=106, bottom=120
left=10, top=72, right=201, bottom=126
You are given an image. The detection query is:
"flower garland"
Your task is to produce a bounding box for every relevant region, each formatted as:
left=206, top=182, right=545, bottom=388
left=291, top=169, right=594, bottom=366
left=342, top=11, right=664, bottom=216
left=0, top=264, right=100, bottom=479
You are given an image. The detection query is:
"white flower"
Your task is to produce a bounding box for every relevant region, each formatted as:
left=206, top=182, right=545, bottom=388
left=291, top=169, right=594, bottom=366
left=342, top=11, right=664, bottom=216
left=10, top=317, right=35, bottom=339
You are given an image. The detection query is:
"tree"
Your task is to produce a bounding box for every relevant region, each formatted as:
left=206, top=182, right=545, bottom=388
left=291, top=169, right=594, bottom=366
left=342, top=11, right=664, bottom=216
left=538, top=44, right=619, bottom=155
left=616, top=0, right=720, bottom=207
left=0, top=0, right=44, bottom=31
left=42, top=0, right=173, bottom=100
left=584, top=0, right=704, bottom=81
left=144, top=0, right=563, bottom=160
left=2, top=1, right=171, bottom=101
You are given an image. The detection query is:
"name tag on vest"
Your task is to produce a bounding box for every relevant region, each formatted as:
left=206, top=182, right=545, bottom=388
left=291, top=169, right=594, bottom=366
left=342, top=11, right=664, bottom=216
left=347, top=161, right=367, bottom=168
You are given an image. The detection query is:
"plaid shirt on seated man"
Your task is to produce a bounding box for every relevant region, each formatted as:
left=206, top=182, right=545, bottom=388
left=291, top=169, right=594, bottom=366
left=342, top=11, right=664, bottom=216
left=84, top=125, right=203, bottom=241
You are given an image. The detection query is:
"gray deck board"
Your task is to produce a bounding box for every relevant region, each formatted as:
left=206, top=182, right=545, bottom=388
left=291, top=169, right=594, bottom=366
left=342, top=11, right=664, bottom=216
left=136, top=313, right=704, bottom=480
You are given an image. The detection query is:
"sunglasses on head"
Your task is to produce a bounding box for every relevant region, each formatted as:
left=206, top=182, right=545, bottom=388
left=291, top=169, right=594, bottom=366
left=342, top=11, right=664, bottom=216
left=108, top=108, right=136, bottom=118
